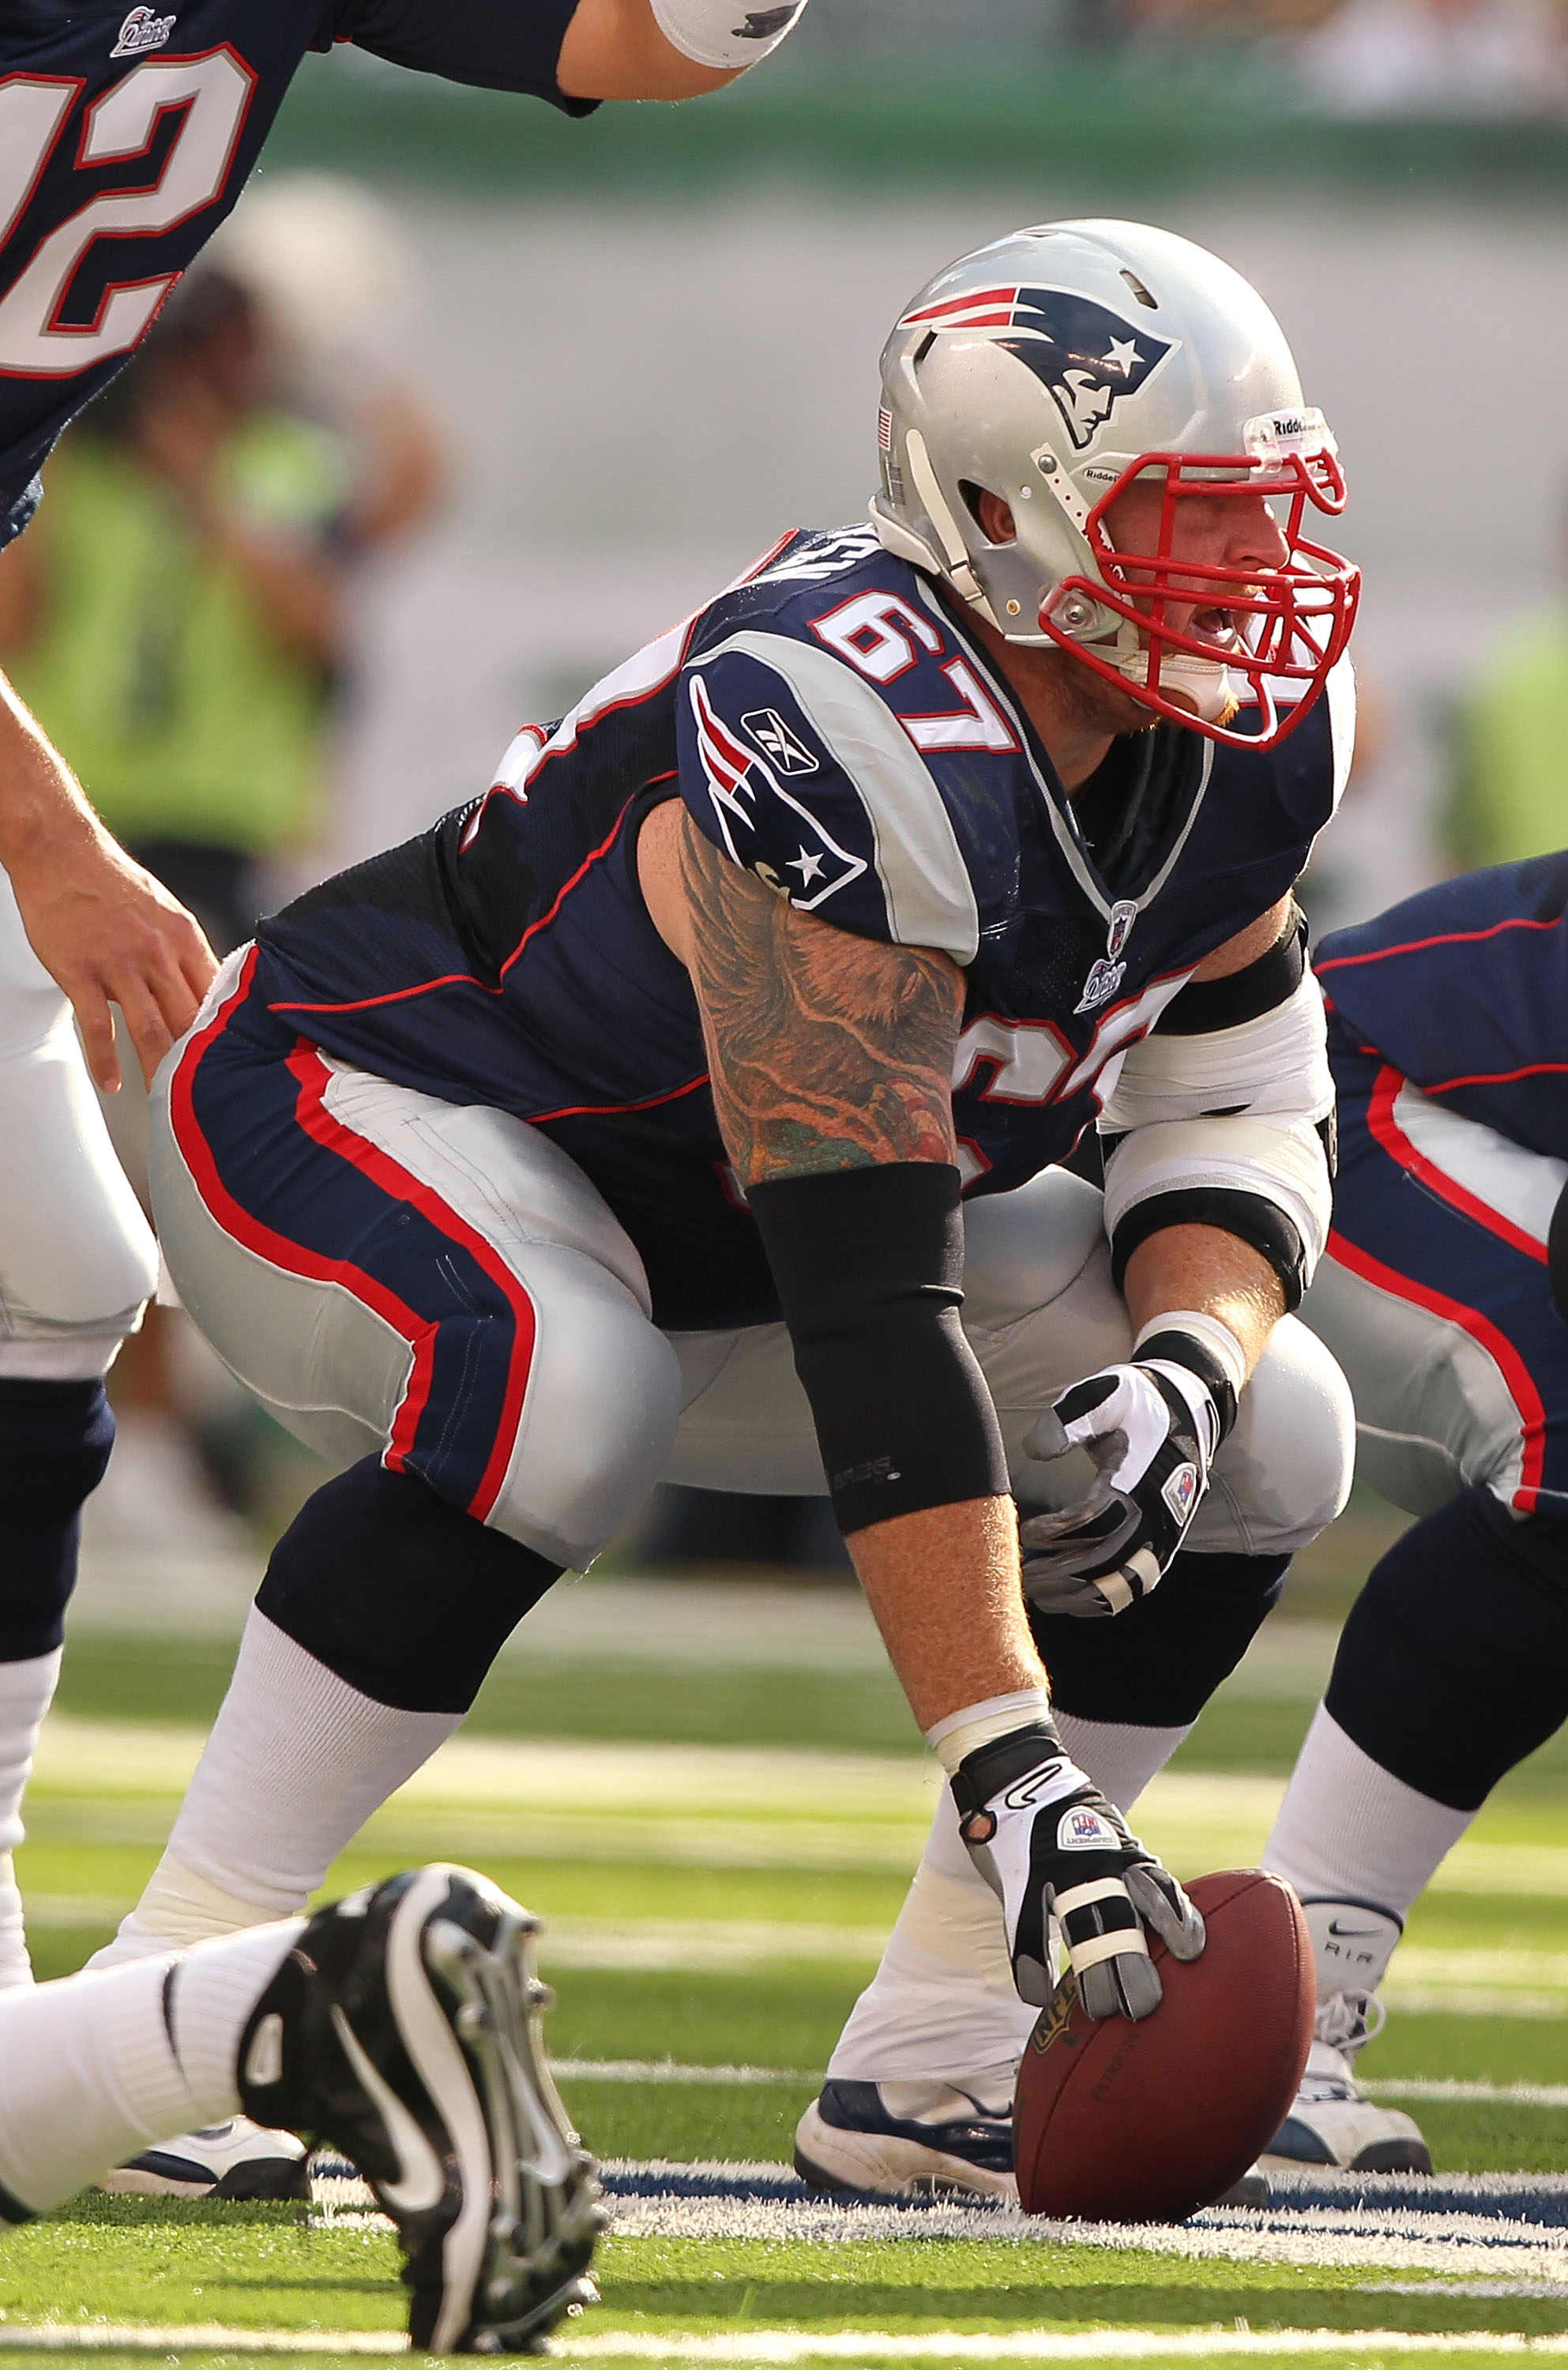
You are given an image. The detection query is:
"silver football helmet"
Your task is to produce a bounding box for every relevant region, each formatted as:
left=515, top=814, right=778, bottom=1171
left=872, top=220, right=1359, bottom=750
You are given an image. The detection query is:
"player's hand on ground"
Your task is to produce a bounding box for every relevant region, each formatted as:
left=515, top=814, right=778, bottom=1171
left=12, top=830, right=217, bottom=1092
left=1018, top=1344, right=1232, bottom=1618
left=951, top=1725, right=1205, bottom=2018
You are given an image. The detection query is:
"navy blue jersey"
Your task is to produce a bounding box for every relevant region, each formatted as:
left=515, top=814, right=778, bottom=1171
left=1316, top=853, right=1568, bottom=1163
left=0, top=0, right=586, bottom=547
left=255, top=526, right=1352, bottom=1326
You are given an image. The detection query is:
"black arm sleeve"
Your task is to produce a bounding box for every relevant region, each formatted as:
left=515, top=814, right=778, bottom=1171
left=746, top=1163, right=1010, bottom=1537
left=321, top=0, right=597, bottom=108
left=1152, top=908, right=1307, bottom=1036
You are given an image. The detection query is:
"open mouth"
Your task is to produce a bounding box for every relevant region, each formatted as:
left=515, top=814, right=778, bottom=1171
left=1179, top=604, right=1245, bottom=656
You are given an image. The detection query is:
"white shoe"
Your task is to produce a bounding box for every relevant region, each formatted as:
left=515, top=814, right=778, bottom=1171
left=98, top=2116, right=308, bottom=2199
left=1259, top=1992, right=1431, bottom=2175
left=795, top=2079, right=1017, bottom=2202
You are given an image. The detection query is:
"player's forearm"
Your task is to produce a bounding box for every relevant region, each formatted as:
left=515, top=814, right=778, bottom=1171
left=0, top=671, right=108, bottom=875
left=1122, top=1222, right=1286, bottom=1380
left=850, top=1495, right=1047, bottom=1735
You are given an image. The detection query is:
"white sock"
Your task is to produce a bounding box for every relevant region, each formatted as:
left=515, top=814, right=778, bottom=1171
left=827, top=1782, right=1036, bottom=2089
left=93, top=1611, right=459, bottom=1963
left=1264, top=1703, right=1474, bottom=1928
left=1052, top=1709, right=1192, bottom=1815
left=90, top=1854, right=281, bottom=1969
left=0, top=1650, right=63, bottom=1988
left=0, top=1920, right=300, bottom=2212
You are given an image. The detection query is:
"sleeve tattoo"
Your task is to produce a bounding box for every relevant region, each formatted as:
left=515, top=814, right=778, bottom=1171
left=678, top=809, right=962, bottom=1187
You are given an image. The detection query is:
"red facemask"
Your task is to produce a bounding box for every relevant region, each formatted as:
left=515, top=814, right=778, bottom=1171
left=1036, top=441, right=1360, bottom=752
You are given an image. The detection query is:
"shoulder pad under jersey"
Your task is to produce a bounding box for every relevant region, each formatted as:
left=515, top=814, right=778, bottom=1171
left=679, top=529, right=1038, bottom=961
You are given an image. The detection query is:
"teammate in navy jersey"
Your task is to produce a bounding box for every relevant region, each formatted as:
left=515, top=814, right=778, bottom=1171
left=822, top=854, right=1568, bottom=2199
left=92, top=221, right=1360, bottom=2199
left=1257, top=854, right=1568, bottom=2175
left=0, top=0, right=811, bottom=2201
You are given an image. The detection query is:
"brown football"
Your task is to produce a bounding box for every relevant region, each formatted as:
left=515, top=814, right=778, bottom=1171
left=1014, top=1868, right=1314, bottom=2223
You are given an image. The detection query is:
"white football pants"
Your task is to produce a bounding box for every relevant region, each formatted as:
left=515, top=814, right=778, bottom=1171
left=151, top=983, right=1354, bottom=1571
left=0, top=874, right=156, bottom=1379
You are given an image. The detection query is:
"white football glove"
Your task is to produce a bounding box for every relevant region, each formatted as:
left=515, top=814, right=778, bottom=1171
left=1019, top=1330, right=1237, bottom=1619
left=949, top=1722, right=1205, bottom=2017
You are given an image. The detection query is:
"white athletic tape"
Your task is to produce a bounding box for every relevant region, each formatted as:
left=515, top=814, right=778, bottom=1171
left=1063, top=1925, right=1151, bottom=1972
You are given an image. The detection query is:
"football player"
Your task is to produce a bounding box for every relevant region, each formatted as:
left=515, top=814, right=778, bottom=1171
left=803, top=852, right=1568, bottom=2202
left=0, top=1862, right=604, bottom=2349
left=0, top=0, right=811, bottom=2184
left=1258, top=852, right=1568, bottom=2176
left=92, top=220, right=1359, bottom=2190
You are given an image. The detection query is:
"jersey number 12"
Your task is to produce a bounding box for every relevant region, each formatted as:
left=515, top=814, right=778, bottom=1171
left=0, top=51, right=254, bottom=377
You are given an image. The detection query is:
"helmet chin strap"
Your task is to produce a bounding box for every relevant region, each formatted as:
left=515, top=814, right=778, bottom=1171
left=1111, top=640, right=1237, bottom=726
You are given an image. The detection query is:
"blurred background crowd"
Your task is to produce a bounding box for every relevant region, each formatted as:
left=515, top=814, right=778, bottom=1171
left=797, top=0, right=1568, bottom=116
left=7, top=0, right=1566, bottom=1560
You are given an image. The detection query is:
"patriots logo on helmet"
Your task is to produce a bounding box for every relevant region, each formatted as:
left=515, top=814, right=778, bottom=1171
left=902, top=284, right=1178, bottom=454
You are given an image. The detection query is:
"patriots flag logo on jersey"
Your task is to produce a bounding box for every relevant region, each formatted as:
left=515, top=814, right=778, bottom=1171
left=901, top=284, right=1178, bottom=453
left=688, top=674, right=867, bottom=913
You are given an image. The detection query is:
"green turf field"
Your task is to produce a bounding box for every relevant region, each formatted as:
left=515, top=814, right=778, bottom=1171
left=6, top=1510, right=1568, bottom=2368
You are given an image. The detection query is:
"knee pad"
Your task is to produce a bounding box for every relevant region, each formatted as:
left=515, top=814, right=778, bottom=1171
left=0, top=1379, right=115, bottom=1657
left=1198, top=1315, right=1354, bottom=1556
left=1036, top=1548, right=1289, bottom=1729
left=257, top=1457, right=563, bottom=1713
left=1327, top=1486, right=1568, bottom=1810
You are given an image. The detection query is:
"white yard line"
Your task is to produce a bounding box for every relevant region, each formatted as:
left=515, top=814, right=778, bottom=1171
left=0, top=2331, right=403, bottom=2356
left=602, top=2191, right=1568, bottom=2279
left=540, top=1920, right=886, bottom=1969
left=1369, top=2078, right=1568, bottom=2109
left=2, top=2329, right=1566, bottom=2362
left=553, top=2060, right=813, bottom=2084
left=551, top=2340, right=1568, bottom=2363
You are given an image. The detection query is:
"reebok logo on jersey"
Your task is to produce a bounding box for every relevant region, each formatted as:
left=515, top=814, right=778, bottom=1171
left=900, top=285, right=1177, bottom=455
left=742, top=708, right=819, bottom=775
left=112, top=6, right=176, bottom=55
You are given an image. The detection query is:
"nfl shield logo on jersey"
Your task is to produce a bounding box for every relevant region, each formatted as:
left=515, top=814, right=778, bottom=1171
left=112, top=6, right=176, bottom=54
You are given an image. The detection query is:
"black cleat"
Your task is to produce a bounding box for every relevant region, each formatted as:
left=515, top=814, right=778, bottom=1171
left=237, top=1863, right=607, bottom=2353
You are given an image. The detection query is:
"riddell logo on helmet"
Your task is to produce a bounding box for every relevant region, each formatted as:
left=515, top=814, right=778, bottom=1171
left=901, top=285, right=1177, bottom=453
